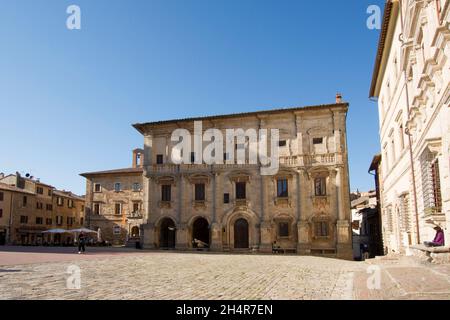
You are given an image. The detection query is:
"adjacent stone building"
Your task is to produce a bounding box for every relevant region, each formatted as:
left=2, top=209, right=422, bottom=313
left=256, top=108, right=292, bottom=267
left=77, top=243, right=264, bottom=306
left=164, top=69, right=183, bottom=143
left=369, top=0, right=449, bottom=254
left=81, top=149, right=144, bottom=246
left=131, top=99, right=353, bottom=259
left=0, top=173, right=85, bottom=245
left=0, top=183, right=35, bottom=245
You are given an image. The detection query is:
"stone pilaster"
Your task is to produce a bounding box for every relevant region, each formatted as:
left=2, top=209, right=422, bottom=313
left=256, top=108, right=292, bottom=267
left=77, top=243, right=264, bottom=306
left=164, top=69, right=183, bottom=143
left=176, top=223, right=188, bottom=250
left=297, top=221, right=311, bottom=254
left=142, top=223, right=156, bottom=249
left=259, top=175, right=272, bottom=252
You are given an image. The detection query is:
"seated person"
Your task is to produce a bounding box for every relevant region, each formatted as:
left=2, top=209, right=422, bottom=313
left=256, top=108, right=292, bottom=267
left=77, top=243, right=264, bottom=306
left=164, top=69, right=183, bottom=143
left=272, top=241, right=282, bottom=253
left=424, top=226, right=445, bottom=247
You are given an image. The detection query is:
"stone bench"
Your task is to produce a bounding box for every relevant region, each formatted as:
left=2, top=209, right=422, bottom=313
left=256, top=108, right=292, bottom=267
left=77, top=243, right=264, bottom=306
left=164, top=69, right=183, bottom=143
left=410, top=244, right=450, bottom=264
left=272, top=247, right=297, bottom=254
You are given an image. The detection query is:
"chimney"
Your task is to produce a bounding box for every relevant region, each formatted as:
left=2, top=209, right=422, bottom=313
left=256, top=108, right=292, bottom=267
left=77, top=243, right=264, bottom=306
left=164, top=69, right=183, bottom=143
left=335, top=93, right=342, bottom=104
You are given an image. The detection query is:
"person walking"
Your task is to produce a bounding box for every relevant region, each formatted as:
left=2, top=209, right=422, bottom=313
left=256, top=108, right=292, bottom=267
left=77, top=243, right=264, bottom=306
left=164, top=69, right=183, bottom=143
left=78, top=232, right=86, bottom=254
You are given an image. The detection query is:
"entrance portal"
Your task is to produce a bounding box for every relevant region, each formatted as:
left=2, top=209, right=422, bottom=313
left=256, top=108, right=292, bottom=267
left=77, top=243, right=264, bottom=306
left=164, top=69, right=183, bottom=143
left=192, top=217, right=209, bottom=248
left=160, top=218, right=176, bottom=249
left=131, top=226, right=140, bottom=238
left=234, top=218, right=249, bottom=249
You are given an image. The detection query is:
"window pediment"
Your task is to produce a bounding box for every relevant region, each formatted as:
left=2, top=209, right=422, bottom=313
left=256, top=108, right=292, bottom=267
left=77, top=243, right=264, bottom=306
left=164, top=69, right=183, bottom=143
left=155, top=176, right=176, bottom=185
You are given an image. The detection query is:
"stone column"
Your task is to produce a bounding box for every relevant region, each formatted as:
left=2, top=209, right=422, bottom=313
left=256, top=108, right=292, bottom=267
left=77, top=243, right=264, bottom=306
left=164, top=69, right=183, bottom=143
left=210, top=172, right=222, bottom=250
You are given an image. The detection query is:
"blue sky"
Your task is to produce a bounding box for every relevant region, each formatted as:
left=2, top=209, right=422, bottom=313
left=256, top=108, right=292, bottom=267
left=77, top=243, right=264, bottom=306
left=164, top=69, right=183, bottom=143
left=0, top=0, right=384, bottom=195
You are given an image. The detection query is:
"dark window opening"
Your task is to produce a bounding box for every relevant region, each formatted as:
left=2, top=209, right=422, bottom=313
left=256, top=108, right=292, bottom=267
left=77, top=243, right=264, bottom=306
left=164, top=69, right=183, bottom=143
left=315, top=221, right=329, bottom=237
left=313, top=137, right=323, bottom=145
left=223, top=193, right=230, bottom=204
left=236, top=182, right=246, bottom=200
left=279, top=222, right=289, bottom=237
left=277, top=179, right=288, bottom=197
left=195, top=183, right=205, bottom=201
left=314, top=178, right=326, bottom=196
left=162, top=185, right=171, bottom=202
left=156, top=154, right=164, bottom=164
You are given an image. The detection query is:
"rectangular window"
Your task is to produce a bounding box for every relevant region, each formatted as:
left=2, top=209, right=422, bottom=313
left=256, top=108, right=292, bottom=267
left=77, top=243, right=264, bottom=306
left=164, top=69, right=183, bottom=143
left=94, top=183, right=101, bottom=192
left=279, top=222, right=289, bottom=237
left=93, top=203, right=100, bottom=215
left=313, top=137, right=323, bottom=144
left=46, top=204, right=53, bottom=211
left=133, top=202, right=140, bottom=213
left=46, top=218, right=52, bottom=225
left=190, top=152, right=195, bottom=163
left=48, top=189, right=52, bottom=196
left=156, top=154, right=164, bottom=164
left=115, top=203, right=122, bottom=215
left=36, top=187, right=43, bottom=194
left=57, top=197, right=64, bottom=206
left=80, top=217, right=84, bottom=225
left=315, top=221, right=329, bottom=237
left=113, top=225, right=121, bottom=235
left=20, top=216, right=28, bottom=224
left=314, top=178, right=326, bottom=196
left=132, top=183, right=141, bottom=192
left=431, top=160, right=442, bottom=211
left=277, top=179, right=288, bottom=197
left=114, top=183, right=121, bottom=192
left=36, top=217, right=43, bottom=225
left=223, top=193, right=230, bottom=204
left=56, top=216, right=63, bottom=225
left=68, top=199, right=74, bottom=208
left=195, top=183, right=205, bottom=201
left=0, top=209, right=2, bottom=218
left=161, top=185, right=171, bottom=202
left=36, top=202, right=43, bottom=210
left=278, top=140, right=287, bottom=147
left=23, top=196, right=27, bottom=207
left=0, top=192, right=3, bottom=201
left=236, top=182, right=246, bottom=200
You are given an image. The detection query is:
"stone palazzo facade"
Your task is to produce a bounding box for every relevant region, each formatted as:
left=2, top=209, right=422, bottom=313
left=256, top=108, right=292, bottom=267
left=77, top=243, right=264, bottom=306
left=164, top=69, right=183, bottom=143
left=132, top=100, right=353, bottom=259
left=370, top=0, right=450, bottom=254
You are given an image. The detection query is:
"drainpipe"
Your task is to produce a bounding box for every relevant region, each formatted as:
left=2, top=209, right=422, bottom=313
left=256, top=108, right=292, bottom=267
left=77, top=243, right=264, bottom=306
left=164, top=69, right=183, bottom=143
left=398, top=0, right=421, bottom=244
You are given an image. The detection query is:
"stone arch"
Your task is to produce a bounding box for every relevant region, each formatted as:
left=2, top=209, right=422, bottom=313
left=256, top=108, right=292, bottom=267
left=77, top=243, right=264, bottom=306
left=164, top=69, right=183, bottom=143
left=188, top=215, right=211, bottom=248
left=130, top=225, right=140, bottom=238
left=222, top=207, right=259, bottom=250
left=156, top=216, right=176, bottom=249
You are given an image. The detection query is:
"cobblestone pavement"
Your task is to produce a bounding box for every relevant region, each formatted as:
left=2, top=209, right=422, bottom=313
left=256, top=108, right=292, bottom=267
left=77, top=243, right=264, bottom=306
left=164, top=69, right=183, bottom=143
left=0, top=249, right=449, bottom=300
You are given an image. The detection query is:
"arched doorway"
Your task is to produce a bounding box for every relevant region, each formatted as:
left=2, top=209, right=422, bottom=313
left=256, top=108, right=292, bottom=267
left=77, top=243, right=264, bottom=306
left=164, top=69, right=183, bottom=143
left=131, top=226, right=140, bottom=238
left=192, top=217, right=209, bottom=248
left=160, top=218, right=176, bottom=249
left=234, top=218, right=249, bottom=249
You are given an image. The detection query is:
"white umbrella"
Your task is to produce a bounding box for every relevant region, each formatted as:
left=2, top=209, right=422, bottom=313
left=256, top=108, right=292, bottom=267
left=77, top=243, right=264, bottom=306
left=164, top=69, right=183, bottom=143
left=97, top=228, right=102, bottom=242
left=42, top=228, right=68, bottom=233
left=68, top=228, right=98, bottom=234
